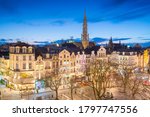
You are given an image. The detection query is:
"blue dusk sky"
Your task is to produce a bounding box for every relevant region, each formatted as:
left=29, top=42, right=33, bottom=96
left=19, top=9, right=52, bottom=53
left=0, top=0, right=150, bottom=43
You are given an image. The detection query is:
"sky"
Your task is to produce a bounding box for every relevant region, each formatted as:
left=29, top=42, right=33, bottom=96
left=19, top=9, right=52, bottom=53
left=0, top=0, right=150, bottom=43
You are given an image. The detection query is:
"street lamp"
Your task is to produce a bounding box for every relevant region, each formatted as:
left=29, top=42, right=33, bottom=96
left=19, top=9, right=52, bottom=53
left=19, top=85, right=22, bottom=99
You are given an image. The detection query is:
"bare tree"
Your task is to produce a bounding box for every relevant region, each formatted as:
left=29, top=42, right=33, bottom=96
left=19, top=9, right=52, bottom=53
left=66, top=76, right=77, bottom=100
left=128, top=77, right=143, bottom=99
left=86, top=60, right=112, bottom=100
left=117, top=67, right=132, bottom=93
left=128, top=73, right=150, bottom=100
left=45, top=69, right=62, bottom=100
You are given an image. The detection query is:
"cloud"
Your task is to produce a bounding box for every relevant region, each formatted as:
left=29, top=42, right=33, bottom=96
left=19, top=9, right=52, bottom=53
left=85, top=0, right=150, bottom=23
left=113, top=38, right=131, bottom=41
left=1, top=0, right=150, bottom=24
left=141, top=38, right=150, bottom=41
left=112, top=6, right=150, bottom=22
left=50, top=20, right=66, bottom=26
left=91, top=37, right=108, bottom=42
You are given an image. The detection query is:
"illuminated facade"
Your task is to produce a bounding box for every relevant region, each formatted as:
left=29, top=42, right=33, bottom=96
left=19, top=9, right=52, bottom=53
left=9, top=42, right=35, bottom=89
left=0, top=41, right=149, bottom=90
left=109, top=51, right=145, bottom=69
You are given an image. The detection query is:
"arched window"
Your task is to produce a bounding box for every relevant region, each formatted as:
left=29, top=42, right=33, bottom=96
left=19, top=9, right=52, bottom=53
left=16, top=46, right=20, bottom=53
left=10, top=47, right=15, bottom=53
left=22, top=46, right=27, bottom=53
left=28, top=47, right=33, bottom=53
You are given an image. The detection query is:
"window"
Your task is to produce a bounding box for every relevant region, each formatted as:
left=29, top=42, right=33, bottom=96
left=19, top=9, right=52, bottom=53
left=28, top=47, right=32, bottom=53
left=60, top=61, right=62, bottom=65
left=16, top=56, right=19, bottom=61
left=23, top=63, right=26, bottom=69
left=46, top=54, right=49, bottom=58
left=56, top=62, right=58, bottom=67
left=53, top=62, right=55, bottom=67
left=23, top=56, right=26, bottom=61
left=16, top=47, right=20, bottom=53
left=99, top=53, right=101, bottom=57
left=29, top=56, right=32, bottom=61
left=16, top=63, right=19, bottom=69
left=64, top=55, right=66, bottom=58
left=29, top=63, right=32, bottom=69
left=22, top=47, right=27, bottom=53
left=10, top=47, right=14, bottom=53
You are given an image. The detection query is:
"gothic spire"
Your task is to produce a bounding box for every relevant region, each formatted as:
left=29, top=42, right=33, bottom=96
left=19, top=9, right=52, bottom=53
left=83, top=10, right=88, bottom=36
left=82, top=9, right=89, bottom=49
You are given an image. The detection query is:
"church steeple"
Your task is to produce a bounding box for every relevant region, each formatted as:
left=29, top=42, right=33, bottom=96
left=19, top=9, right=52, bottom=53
left=82, top=10, right=89, bottom=49
left=108, top=36, right=113, bottom=51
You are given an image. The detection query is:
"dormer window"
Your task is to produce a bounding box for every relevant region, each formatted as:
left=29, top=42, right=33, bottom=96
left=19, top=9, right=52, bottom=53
left=46, top=53, right=49, bottom=58
left=28, top=47, right=33, bottom=53
left=16, top=46, right=20, bottom=53
left=22, top=46, right=27, bottom=53
left=91, top=51, right=94, bottom=54
left=10, top=47, right=15, bottom=53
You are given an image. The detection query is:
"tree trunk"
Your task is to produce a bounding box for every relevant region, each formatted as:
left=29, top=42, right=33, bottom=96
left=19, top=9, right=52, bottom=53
left=92, top=84, right=97, bottom=100
left=131, top=93, right=135, bottom=100
left=71, top=88, right=73, bottom=100
left=123, top=84, right=126, bottom=93
left=55, top=89, right=59, bottom=100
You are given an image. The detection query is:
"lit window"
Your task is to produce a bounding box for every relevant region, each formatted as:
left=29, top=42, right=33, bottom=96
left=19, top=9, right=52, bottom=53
left=60, top=61, right=62, bottom=65
left=16, top=47, right=20, bottom=53
left=29, top=56, right=32, bottom=60
left=23, top=63, right=26, bottom=69
left=23, top=56, right=26, bottom=61
left=28, top=47, right=32, bottom=53
left=53, top=62, right=55, bottom=67
left=29, top=63, right=32, bottom=69
left=16, top=63, right=19, bottom=69
left=16, top=56, right=19, bottom=61
left=22, top=47, right=27, bottom=53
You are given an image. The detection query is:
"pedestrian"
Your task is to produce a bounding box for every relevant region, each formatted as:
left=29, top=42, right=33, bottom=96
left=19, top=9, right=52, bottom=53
left=36, top=89, right=38, bottom=94
left=111, top=93, right=113, bottom=99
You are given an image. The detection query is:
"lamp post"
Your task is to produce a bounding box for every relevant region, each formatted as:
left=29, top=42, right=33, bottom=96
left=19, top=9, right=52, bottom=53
left=19, top=85, right=22, bottom=99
